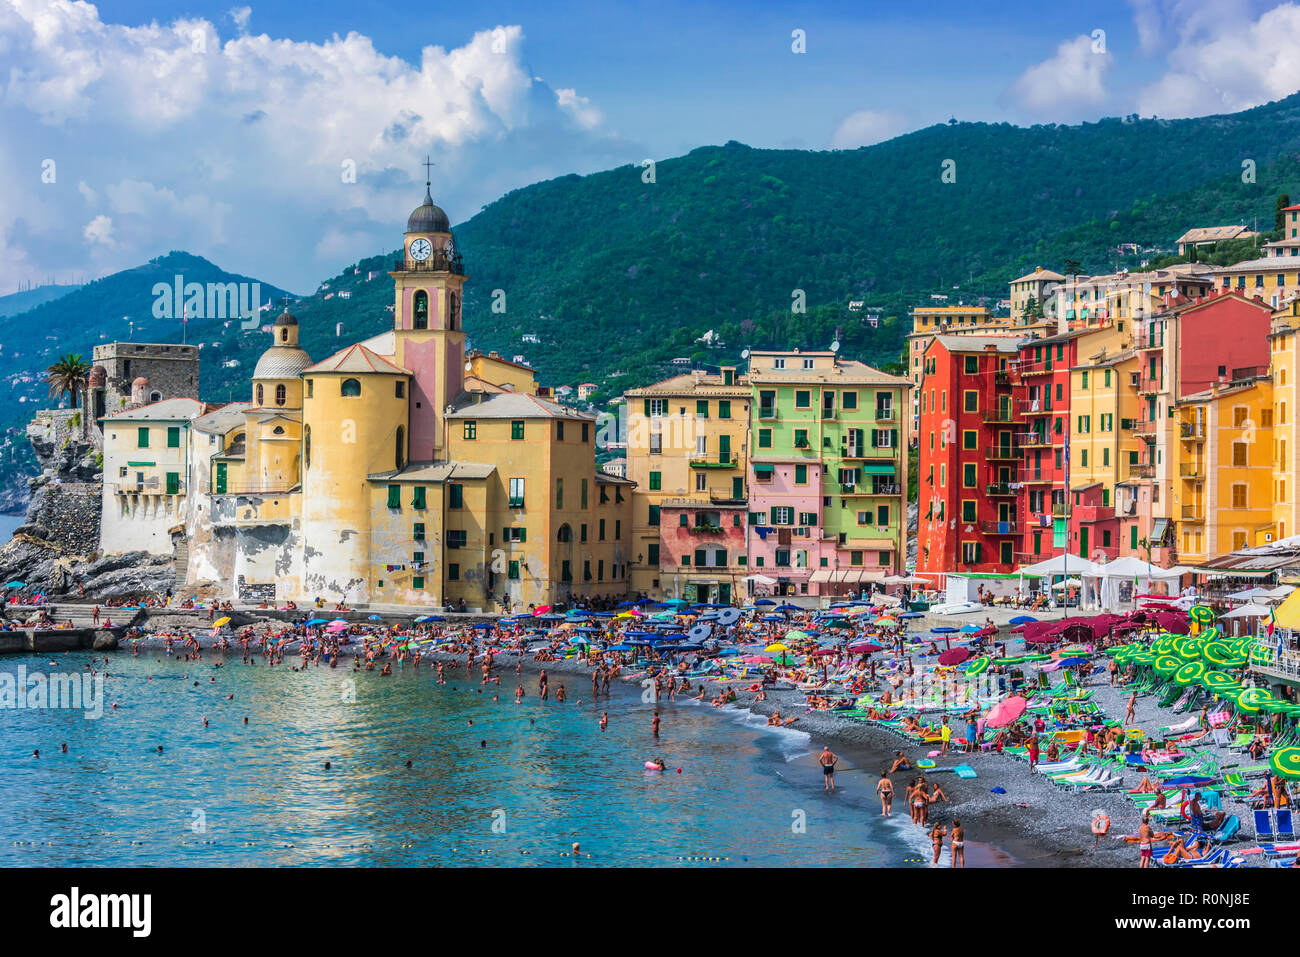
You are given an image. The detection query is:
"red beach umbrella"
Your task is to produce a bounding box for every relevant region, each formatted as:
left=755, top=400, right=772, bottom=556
left=985, top=695, right=1028, bottom=728
left=938, top=648, right=971, bottom=666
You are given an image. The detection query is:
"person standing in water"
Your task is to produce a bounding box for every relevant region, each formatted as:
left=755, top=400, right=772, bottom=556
left=950, top=820, right=965, bottom=867
left=875, top=771, right=894, bottom=816
left=819, top=745, right=838, bottom=792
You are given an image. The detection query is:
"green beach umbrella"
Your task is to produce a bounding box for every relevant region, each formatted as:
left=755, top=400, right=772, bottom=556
left=1270, top=746, right=1300, bottom=780
left=1201, top=671, right=1241, bottom=692
left=1153, top=655, right=1183, bottom=676
left=1202, top=641, right=1235, bottom=667
left=1237, top=687, right=1274, bottom=713
left=965, top=655, right=990, bottom=677
left=1189, top=604, right=1217, bottom=625
left=1176, top=638, right=1204, bottom=661
left=1199, top=625, right=1222, bottom=642
left=1174, top=661, right=1206, bottom=685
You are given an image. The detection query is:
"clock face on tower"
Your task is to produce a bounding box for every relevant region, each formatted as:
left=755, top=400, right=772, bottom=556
left=409, top=238, right=432, bottom=261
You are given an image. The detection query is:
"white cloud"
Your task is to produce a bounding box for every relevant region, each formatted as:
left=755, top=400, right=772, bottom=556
left=1136, top=2, right=1300, bottom=117
left=1006, top=35, right=1113, bottom=117
left=83, top=214, right=114, bottom=246
left=830, top=110, right=908, bottom=149
left=0, top=1, right=626, bottom=292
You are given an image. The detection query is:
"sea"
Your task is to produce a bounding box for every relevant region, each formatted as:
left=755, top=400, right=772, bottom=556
left=0, top=514, right=22, bottom=541
left=0, top=652, right=1015, bottom=867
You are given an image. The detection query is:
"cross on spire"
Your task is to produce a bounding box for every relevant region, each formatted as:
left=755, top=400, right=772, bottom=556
left=422, top=155, right=435, bottom=186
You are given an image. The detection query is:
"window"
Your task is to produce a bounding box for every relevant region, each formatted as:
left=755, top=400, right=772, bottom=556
left=555, top=477, right=563, bottom=509
left=414, top=523, right=426, bottom=540
left=842, top=391, right=857, bottom=410
left=165, top=472, right=179, bottom=495
left=447, top=564, right=459, bottom=581
left=962, top=430, right=977, bottom=450
left=387, top=485, right=401, bottom=509
left=341, top=378, right=361, bottom=397
left=256, top=384, right=264, bottom=405
left=963, top=391, right=977, bottom=412
left=413, top=290, right=429, bottom=329
left=961, top=500, right=976, bottom=522
left=718, top=400, right=731, bottom=419
left=412, top=486, right=426, bottom=509
left=511, top=420, right=525, bottom=440
left=649, top=471, right=661, bottom=491
left=395, top=381, right=404, bottom=398
left=306, top=379, right=313, bottom=399
left=850, top=550, right=864, bottom=566
left=508, top=561, right=520, bottom=580
left=582, top=423, right=589, bottom=442
left=696, top=399, right=709, bottom=418
left=771, top=506, right=794, bottom=525
left=877, top=505, right=890, bottom=526
left=447, top=530, right=466, bottom=548
left=137, top=427, right=149, bottom=448
left=964, top=356, right=978, bottom=374
left=503, top=526, right=526, bottom=542
left=962, top=463, right=976, bottom=487
left=463, top=420, right=477, bottom=440
left=449, top=484, right=463, bottom=508
left=1232, top=442, right=1248, bottom=467
left=758, top=429, right=772, bottom=448
left=794, top=429, right=809, bottom=448
left=275, top=384, right=286, bottom=406
left=395, top=426, right=405, bottom=470
left=413, top=576, right=425, bottom=590
left=508, top=477, right=525, bottom=508
left=581, top=478, right=588, bottom=509
left=794, top=464, right=808, bottom=484
left=648, top=504, right=660, bottom=526
left=795, top=390, right=810, bottom=409
left=556, top=421, right=565, bottom=441
left=1232, top=484, right=1247, bottom=509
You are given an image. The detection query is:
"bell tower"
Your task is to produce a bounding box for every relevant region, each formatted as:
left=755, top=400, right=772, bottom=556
left=391, top=158, right=467, bottom=460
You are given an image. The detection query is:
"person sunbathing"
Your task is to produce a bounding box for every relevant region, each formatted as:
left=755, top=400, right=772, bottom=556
left=1162, top=837, right=1203, bottom=865
left=1133, top=774, right=1156, bottom=794
left=888, top=751, right=912, bottom=774
left=928, top=782, right=950, bottom=804
left=1151, top=790, right=1167, bottom=810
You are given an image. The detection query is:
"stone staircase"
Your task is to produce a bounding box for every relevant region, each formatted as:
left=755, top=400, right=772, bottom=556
left=172, top=538, right=190, bottom=589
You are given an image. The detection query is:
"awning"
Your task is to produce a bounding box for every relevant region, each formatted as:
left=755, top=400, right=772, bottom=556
left=809, top=569, right=833, bottom=583
left=744, top=573, right=777, bottom=585
left=1151, top=518, right=1170, bottom=542
left=753, top=464, right=775, bottom=475
left=127, top=461, right=156, bottom=468
left=862, top=464, right=895, bottom=476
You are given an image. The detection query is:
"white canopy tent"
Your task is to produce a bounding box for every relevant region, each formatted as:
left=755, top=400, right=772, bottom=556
left=1093, top=556, right=1183, bottom=611
left=1221, top=603, right=1272, bottom=618
left=1015, top=555, right=1105, bottom=609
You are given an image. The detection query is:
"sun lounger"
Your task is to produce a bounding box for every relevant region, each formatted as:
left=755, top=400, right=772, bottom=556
left=1254, top=809, right=1275, bottom=843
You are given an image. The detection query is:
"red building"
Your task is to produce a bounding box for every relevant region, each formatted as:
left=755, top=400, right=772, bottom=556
left=917, top=335, right=1022, bottom=574
left=657, top=500, right=748, bottom=604
left=1011, top=330, right=1084, bottom=566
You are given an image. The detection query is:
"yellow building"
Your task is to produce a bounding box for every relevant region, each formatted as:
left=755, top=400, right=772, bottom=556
left=1172, top=377, right=1274, bottom=561
left=1069, top=346, right=1141, bottom=547
left=1054, top=265, right=1215, bottom=324
left=1271, top=300, right=1300, bottom=541
left=624, top=367, right=751, bottom=597
left=150, top=175, right=636, bottom=609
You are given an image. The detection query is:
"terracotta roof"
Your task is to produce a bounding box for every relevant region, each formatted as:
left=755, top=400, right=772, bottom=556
left=748, top=359, right=910, bottom=387
left=1010, top=268, right=1065, bottom=283
left=446, top=391, right=595, bottom=420
left=102, top=397, right=209, bottom=422
left=304, top=343, right=408, bottom=375
left=1176, top=226, right=1256, bottom=244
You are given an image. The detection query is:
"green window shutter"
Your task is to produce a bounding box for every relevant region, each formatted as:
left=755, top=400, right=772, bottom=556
left=647, top=544, right=659, bottom=565
left=644, top=399, right=651, bottom=417
left=719, top=400, right=731, bottom=419
left=679, top=513, right=688, bottom=526
left=165, top=472, right=179, bottom=495
left=413, top=576, right=424, bottom=590
left=648, top=504, right=660, bottom=526
left=512, top=420, right=525, bottom=440
left=387, top=485, right=401, bottom=508
left=167, top=427, right=180, bottom=448
left=449, top=484, right=463, bottom=508
left=413, top=522, right=425, bottom=539
left=138, top=427, right=149, bottom=448
left=890, top=429, right=898, bottom=447
left=412, top=486, right=426, bottom=509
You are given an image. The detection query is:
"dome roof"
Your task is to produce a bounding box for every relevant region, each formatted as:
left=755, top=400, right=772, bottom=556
left=253, top=345, right=313, bottom=380
left=274, top=308, right=298, bottom=327
left=406, top=185, right=450, bottom=234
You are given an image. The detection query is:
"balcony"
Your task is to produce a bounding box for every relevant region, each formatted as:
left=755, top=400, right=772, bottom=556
left=1178, top=462, right=1203, bottom=479
left=690, top=454, right=737, bottom=469
left=1019, top=432, right=1053, bottom=449
left=1016, top=399, right=1052, bottom=415
left=114, top=480, right=185, bottom=495
left=1021, top=472, right=1053, bottom=484
left=1248, top=641, right=1300, bottom=684
left=868, top=483, right=902, bottom=496
left=1181, top=504, right=1205, bottom=522
left=986, top=483, right=1018, bottom=496
left=986, top=445, right=1021, bottom=459
left=1138, top=375, right=1162, bottom=394
left=982, top=520, right=1018, bottom=535
left=845, top=444, right=900, bottom=461
left=1125, top=464, right=1155, bottom=480
left=982, top=407, right=1017, bottom=423
left=1132, top=420, right=1159, bottom=438
left=213, top=483, right=293, bottom=496
left=1180, top=423, right=1205, bottom=440
left=873, top=409, right=898, bottom=423
left=1050, top=504, right=1067, bottom=518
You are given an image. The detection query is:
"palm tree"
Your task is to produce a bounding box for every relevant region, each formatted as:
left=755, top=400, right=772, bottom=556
left=46, top=353, right=91, bottom=420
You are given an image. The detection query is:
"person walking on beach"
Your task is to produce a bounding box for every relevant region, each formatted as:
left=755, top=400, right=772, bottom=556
left=940, top=715, right=952, bottom=755
left=876, top=771, right=894, bottom=816
left=1125, top=692, right=1137, bottom=726
left=1026, top=731, right=1040, bottom=771
left=819, top=746, right=838, bottom=792
left=951, top=820, right=965, bottom=867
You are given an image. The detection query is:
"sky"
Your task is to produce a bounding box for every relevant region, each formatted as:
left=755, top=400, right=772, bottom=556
left=4, top=0, right=1300, bottom=293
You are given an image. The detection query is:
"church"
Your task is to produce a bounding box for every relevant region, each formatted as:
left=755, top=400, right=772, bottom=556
left=98, top=177, right=635, bottom=611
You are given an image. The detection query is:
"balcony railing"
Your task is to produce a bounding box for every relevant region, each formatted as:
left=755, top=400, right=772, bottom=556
left=114, top=480, right=185, bottom=495
left=758, top=406, right=778, bottom=420
left=1181, top=504, right=1205, bottom=521
left=986, top=445, right=1021, bottom=459
left=213, top=483, right=293, bottom=495
left=1178, top=462, right=1203, bottom=478
left=1249, top=641, right=1300, bottom=683
left=1019, top=432, right=1052, bottom=448
left=1138, top=375, right=1161, bottom=394
left=392, top=250, right=465, bottom=275
left=982, top=521, right=1018, bottom=535
left=986, top=483, right=1017, bottom=496
left=1126, top=464, right=1155, bottom=480
left=689, top=454, right=737, bottom=469
left=1180, top=423, right=1205, bottom=440
left=982, top=408, right=1017, bottom=423
left=873, top=409, right=898, bottom=423
left=1050, top=504, right=1067, bottom=518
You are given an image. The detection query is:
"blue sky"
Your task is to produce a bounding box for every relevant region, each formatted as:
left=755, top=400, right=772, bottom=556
left=2, top=0, right=1297, bottom=292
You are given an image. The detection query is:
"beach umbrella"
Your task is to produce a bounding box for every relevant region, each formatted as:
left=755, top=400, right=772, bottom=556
left=4, top=581, right=24, bottom=588
left=965, top=655, right=991, bottom=676
left=849, top=642, right=884, bottom=654
left=754, top=599, right=776, bottom=606
left=784, top=629, right=810, bottom=642
left=1270, top=747, right=1300, bottom=780
left=1237, top=687, right=1274, bottom=713
left=304, top=618, right=328, bottom=626
left=1174, top=661, right=1207, bottom=686
left=938, top=648, right=971, bottom=666
left=760, top=615, right=783, bottom=622
left=1009, top=615, right=1037, bottom=625
left=899, top=612, right=925, bottom=619
left=959, top=624, right=982, bottom=633
left=1162, top=775, right=1216, bottom=788
left=985, top=696, right=1028, bottom=728
left=1188, top=604, right=1217, bottom=625
left=742, top=655, right=773, bottom=664
left=533, top=605, right=553, bottom=616
left=213, top=616, right=231, bottom=627
left=875, top=616, right=899, bottom=626
left=809, top=648, right=838, bottom=657
left=775, top=603, right=800, bottom=612
left=765, top=642, right=789, bottom=653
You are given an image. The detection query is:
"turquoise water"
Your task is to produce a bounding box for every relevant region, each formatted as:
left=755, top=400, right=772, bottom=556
left=0, top=652, right=1008, bottom=867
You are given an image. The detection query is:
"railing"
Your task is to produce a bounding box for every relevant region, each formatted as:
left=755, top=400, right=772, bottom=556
left=113, top=481, right=185, bottom=495
left=846, top=445, right=900, bottom=460
left=987, top=483, right=1017, bottom=496
left=1133, top=419, right=1159, bottom=435
left=1019, top=432, right=1052, bottom=448
left=982, top=408, right=1017, bottom=423
left=1126, top=464, right=1155, bottom=480
left=1138, top=375, right=1161, bottom=394
left=986, top=445, right=1021, bottom=459
left=689, top=454, right=737, bottom=468
left=869, top=483, right=902, bottom=496
left=392, top=250, right=465, bottom=275
left=1180, top=423, right=1205, bottom=440
left=873, top=410, right=898, bottom=423
left=1181, top=504, right=1204, bottom=520
left=982, top=521, right=1018, bottom=534
left=758, top=406, right=778, bottom=420
left=213, top=484, right=293, bottom=495
left=1016, top=399, right=1050, bottom=414
left=1179, top=463, right=1202, bottom=478
left=1248, top=640, right=1300, bottom=683
left=1232, top=365, right=1268, bottom=381
left=1050, top=504, right=1067, bottom=518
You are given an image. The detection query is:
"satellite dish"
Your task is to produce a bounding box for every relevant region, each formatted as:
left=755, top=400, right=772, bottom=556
left=740, top=349, right=750, bottom=359
left=717, top=607, right=741, bottom=626
left=830, top=340, right=841, bottom=353
left=688, top=623, right=712, bottom=642
left=465, top=362, right=472, bottom=372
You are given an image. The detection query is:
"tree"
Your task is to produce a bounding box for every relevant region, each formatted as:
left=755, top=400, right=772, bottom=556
left=1278, top=193, right=1292, bottom=232
left=46, top=353, right=91, bottom=415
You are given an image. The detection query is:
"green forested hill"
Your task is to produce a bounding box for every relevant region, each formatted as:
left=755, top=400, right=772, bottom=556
left=11, top=93, right=1300, bottom=502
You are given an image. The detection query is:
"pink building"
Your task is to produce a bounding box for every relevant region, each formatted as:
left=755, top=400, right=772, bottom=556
left=747, top=461, right=835, bottom=596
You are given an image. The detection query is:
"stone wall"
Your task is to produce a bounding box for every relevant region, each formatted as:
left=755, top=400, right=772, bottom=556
left=22, top=482, right=101, bottom=557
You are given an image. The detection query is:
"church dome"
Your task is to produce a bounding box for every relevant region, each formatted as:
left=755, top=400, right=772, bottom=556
left=274, top=307, right=298, bottom=327
left=406, top=185, right=450, bottom=234
left=253, top=345, right=312, bottom=380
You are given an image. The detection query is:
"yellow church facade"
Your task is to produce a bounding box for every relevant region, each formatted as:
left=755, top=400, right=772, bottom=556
left=101, top=179, right=634, bottom=611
